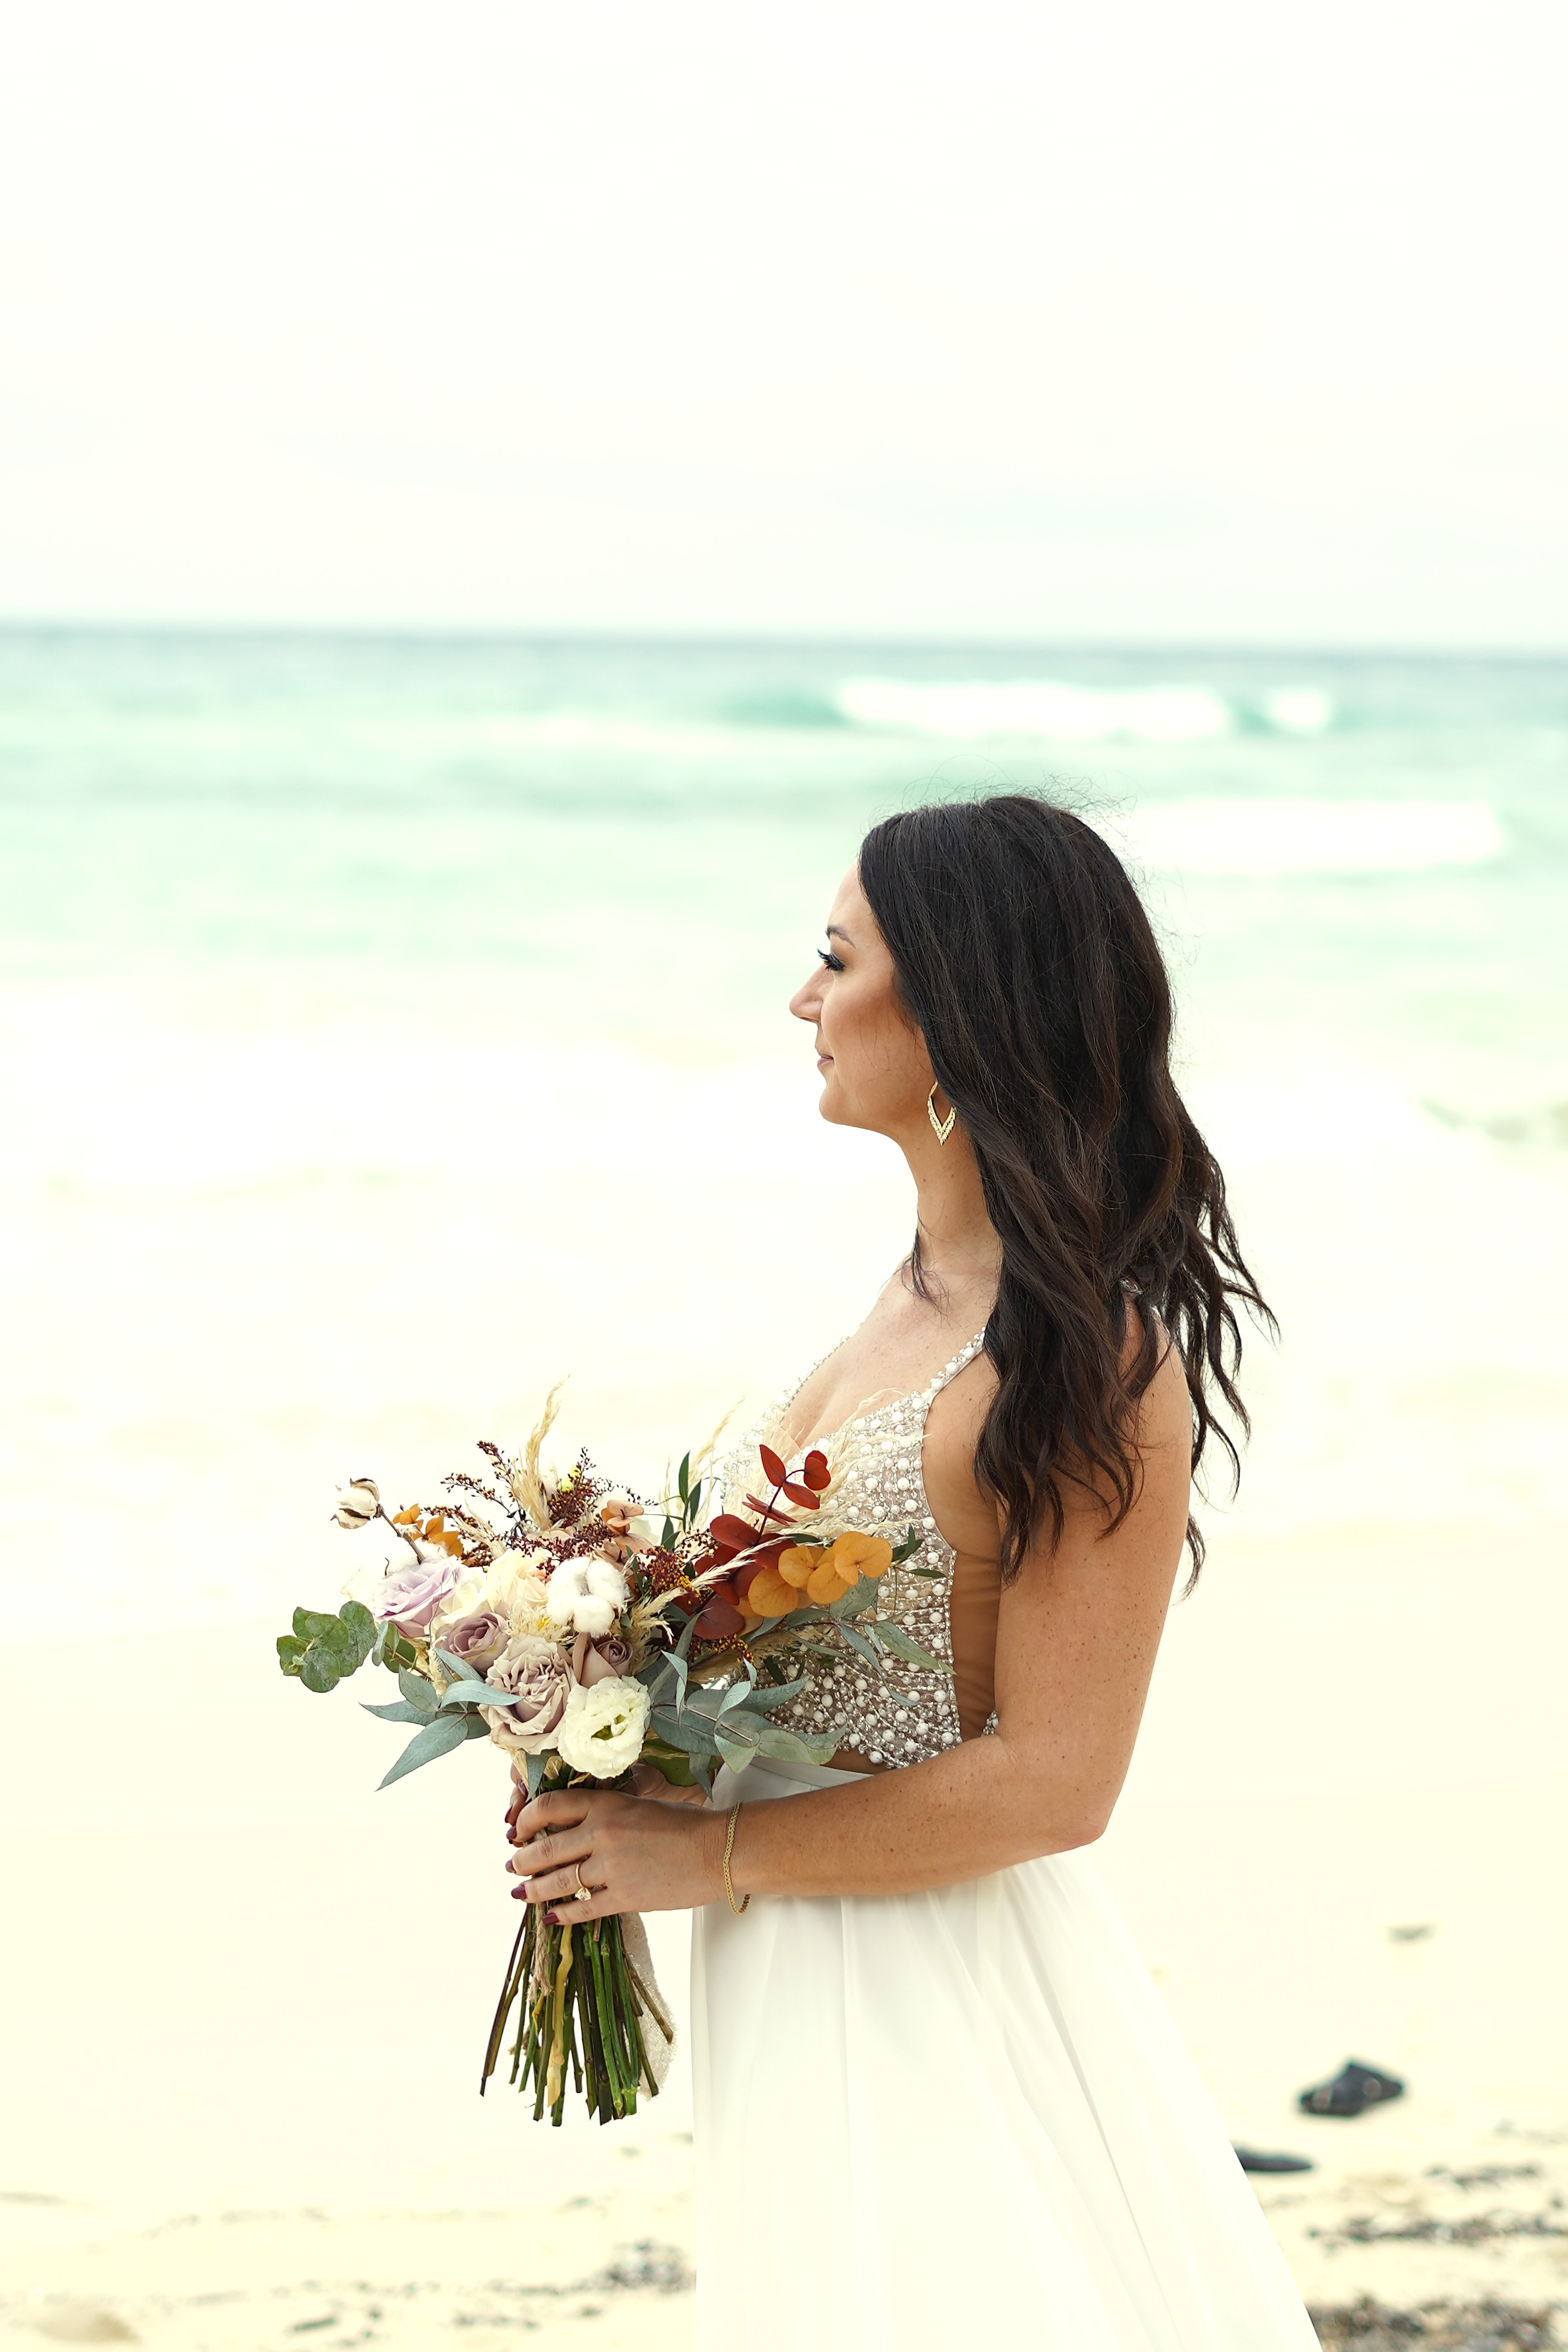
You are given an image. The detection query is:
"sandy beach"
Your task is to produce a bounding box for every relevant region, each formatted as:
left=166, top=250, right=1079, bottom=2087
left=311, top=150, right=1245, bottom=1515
left=4, top=1506, right=1565, bottom=2346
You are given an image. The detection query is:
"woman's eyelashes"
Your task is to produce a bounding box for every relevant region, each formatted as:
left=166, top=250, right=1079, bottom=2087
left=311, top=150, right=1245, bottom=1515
left=817, top=947, right=846, bottom=973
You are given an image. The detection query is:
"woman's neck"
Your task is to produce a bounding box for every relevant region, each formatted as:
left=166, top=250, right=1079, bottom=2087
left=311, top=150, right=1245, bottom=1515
left=904, top=1128, right=1002, bottom=1299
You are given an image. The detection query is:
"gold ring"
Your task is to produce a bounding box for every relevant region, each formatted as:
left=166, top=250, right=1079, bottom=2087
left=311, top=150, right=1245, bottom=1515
left=574, top=1861, right=593, bottom=1903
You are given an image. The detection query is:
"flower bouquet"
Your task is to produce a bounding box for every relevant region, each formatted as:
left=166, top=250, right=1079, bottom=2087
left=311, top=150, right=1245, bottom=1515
left=277, top=1386, right=942, bottom=2126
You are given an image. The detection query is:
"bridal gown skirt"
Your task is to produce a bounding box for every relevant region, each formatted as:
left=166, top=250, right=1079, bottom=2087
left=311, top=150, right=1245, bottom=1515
left=691, top=1759, right=1317, bottom=2352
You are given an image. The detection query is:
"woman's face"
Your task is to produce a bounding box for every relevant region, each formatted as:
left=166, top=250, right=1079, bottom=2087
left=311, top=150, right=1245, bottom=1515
left=789, top=867, right=934, bottom=1135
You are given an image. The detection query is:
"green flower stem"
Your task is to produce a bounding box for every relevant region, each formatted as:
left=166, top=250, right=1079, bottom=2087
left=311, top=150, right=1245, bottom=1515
left=480, top=1911, right=530, bottom=2096
left=480, top=1905, right=659, bottom=2127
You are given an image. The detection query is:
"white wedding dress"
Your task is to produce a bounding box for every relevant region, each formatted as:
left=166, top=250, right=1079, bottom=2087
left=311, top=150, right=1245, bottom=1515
left=690, top=1337, right=1317, bottom=2351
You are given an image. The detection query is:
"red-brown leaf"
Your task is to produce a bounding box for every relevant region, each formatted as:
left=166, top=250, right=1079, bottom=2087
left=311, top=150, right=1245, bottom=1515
left=742, top=1494, right=792, bottom=1527
left=801, top=1450, right=831, bottom=1491
left=780, top=1481, right=820, bottom=1510
left=758, top=1443, right=788, bottom=1487
left=693, top=1597, right=745, bottom=1638
left=709, top=1513, right=764, bottom=1551
left=731, top=1538, right=792, bottom=1594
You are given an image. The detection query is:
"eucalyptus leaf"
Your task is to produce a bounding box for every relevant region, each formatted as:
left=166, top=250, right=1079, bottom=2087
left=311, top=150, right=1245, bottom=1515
left=827, top=1581, right=878, bottom=1621
left=647, top=1707, right=725, bottom=1760
left=746, top=1722, right=841, bottom=1764
left=710, top=1710, right=758, bottom=1752
left=873, top=1624, right=951, bottom=1673
left=361, top=1698, right=428, bottom=1723
left=713, top=1729, right=754, bottom=1772
left=742, top=1671, right=808, bottom=1708
left=340, top=1600, right=376, bottom=1649
left=436, top=1672, right=518, bottom=1709
left=376, top=1622, right=421, bottom=1675
left=433, top=1647, right=482, bottom=1683
left=835, top=1621, right=887, bottom=1670
left=397, top=1669, right=438, bottom=1714
left=462, top=1713, right=491, bottom=1741
left=280, top=1600, right=376, bottom=1692
left=525, top=1750, right=548, bottom=1799
left=292, top=1606, right=341, bottom=1643
left=378, top=1709, right=471, bottom=1788
left=638, top=1658, right=676, bottom=1705
left=715, top=1678, right=755, bottom=1721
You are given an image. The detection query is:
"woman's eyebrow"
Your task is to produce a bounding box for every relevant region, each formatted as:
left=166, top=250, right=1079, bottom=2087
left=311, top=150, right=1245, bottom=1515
left=825, top=924, right=855, bottom=945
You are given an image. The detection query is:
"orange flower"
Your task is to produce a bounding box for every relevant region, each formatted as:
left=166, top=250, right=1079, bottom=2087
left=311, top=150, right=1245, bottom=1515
left=826, top=1532, right=893, bottom=1583
left=748, top=1565, right=798, bottom=1618
left=805, top=1553, right=847, bottom=1604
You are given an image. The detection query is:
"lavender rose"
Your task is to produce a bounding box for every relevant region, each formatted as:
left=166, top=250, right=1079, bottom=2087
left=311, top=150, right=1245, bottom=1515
left=479, top=1632, right=572, bottom=1757
left=431, top=1606, right=509, bottom=1673
left=370, top=1551, right=463, bottom=1636
left=572, top=1631, right=633, bottom=1687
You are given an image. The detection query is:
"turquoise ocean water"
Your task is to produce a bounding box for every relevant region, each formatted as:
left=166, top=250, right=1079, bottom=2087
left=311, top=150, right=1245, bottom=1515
left=2, top=630, right=1566, bottom=1636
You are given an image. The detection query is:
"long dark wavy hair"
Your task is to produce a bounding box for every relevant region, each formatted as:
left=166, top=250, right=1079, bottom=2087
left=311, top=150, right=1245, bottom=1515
left=858, top=792, right=1273, bottom=1587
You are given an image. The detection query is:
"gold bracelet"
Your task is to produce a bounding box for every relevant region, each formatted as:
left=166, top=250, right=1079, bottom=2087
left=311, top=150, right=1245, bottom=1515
left=722, top=1800, right=750, bottom=1916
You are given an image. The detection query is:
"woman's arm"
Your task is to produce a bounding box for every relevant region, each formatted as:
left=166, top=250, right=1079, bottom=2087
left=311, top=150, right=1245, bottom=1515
left=507, top=1337, right=1192, bottom=1915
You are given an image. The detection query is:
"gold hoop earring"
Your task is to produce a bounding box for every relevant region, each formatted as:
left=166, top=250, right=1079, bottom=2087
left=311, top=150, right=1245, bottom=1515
left=927, top=1083, right=956, bottom=1145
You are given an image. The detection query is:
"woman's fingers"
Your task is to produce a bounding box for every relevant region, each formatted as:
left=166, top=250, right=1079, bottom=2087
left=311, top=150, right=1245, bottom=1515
left=506, top=1821, right=590, bottom=1880
left=519, top=1856, right=606, bottom=1906
left=509, top=1787, right=593, bottom=1848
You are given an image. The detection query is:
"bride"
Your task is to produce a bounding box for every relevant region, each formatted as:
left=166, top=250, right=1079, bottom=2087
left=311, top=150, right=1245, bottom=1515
left=507, top=794, right=1318, bottom=2348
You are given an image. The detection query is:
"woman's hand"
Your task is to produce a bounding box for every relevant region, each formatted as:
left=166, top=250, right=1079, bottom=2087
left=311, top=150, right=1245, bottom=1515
left=505, top=1772, right=726, bottom=1921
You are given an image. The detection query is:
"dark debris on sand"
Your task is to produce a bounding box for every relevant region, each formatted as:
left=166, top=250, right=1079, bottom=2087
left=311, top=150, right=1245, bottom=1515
left=1311, top=2299, right=1562, bottom=2350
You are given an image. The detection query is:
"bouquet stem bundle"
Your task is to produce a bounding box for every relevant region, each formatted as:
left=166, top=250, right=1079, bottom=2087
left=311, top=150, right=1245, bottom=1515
left=483, top=1906, right=657, bottom=2125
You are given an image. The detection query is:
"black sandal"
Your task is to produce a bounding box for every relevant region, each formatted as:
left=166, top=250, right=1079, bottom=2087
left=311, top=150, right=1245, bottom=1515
left=1234, top=2146, right=1315, bottom=2173
left=1297, top=2059, right=1405, bottom=2117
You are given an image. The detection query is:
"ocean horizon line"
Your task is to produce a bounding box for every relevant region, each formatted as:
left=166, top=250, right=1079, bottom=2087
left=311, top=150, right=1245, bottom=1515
left=2, top=615, right=1567, bottom=666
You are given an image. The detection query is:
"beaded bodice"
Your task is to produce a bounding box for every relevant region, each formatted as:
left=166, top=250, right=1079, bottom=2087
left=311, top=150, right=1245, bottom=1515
left=715, top=1330, right=990, bottom=1769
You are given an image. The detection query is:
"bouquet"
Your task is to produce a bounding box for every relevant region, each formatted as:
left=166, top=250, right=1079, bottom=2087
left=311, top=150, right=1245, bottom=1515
left=277, top=1386, right=943, bottom=2126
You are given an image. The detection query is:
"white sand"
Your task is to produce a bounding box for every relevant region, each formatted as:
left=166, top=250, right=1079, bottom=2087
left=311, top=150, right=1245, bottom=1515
left=4, top=1516, right=1566, bottom=2343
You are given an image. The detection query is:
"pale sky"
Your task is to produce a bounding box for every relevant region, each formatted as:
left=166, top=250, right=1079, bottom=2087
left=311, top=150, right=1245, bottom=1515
left=2, top=0, right=1564, bottom=644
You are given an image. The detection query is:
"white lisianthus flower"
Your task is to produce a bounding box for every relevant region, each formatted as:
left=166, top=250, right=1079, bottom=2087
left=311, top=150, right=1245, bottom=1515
left=543, top=1555, right=629, bottom=1638
left=555, top=1676, right=650, bottom=1778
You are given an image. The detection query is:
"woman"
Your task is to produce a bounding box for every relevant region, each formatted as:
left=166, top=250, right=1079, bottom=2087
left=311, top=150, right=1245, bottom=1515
left=507, top=795, right=1318, bottom=2350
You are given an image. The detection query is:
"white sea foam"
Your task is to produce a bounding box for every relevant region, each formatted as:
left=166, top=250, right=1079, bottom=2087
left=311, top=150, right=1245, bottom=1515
left=834, top=677, right=1234, bottom=743
left=1097, top=796, right=1506, bottom=877
left=1260, top=687, right=1335, bottom=734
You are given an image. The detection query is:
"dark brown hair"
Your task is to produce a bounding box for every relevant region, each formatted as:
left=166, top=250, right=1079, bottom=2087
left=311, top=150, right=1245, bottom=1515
left=858, top=792, right=1273, bottom=1585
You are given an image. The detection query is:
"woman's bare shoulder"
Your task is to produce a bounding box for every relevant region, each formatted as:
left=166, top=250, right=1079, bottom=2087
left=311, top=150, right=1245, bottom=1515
left=921, top=1297, right=1190, bottom=1554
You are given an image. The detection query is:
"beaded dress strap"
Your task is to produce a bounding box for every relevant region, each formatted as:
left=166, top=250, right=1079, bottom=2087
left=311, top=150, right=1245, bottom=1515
left=918, top=1328, right=988, bottom=1411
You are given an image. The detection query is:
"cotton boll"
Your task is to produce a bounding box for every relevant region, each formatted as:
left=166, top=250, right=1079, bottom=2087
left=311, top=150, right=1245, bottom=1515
left=584, top=1558, right=629, bottom=1611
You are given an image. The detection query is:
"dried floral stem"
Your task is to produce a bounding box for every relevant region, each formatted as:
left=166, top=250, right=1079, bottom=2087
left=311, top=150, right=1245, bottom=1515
left=375, top=1505, right=427, bottom=1566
